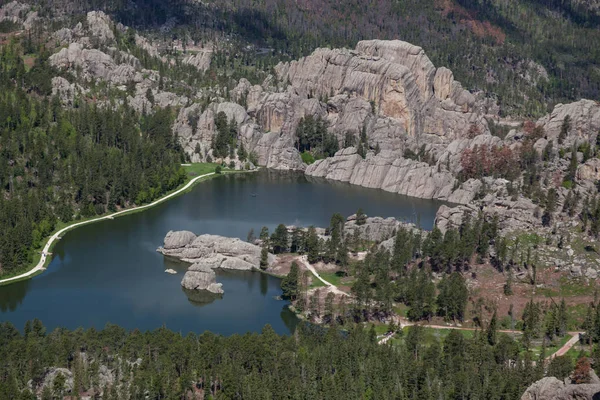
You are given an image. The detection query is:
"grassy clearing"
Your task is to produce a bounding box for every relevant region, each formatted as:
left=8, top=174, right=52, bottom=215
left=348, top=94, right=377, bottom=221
left=309, top=270, right=354, bottom=289
left=390, top=326, right=477, bottom=348
left=309, top=278, right=327, bottom=289
left=527, top=334, right=572, bottom=358
left=537, top=276, right=597, bottom=298
left=565, top=344, right=590, bottom=361
left=320, top=271, right=353, bottom=287
left=183, top=162, right=219, bottom=179
left=508, top=232, right=543, bottom=248
left=567, top=303, right=589, bottom=330
left=393, top=304, right=409, bottom=318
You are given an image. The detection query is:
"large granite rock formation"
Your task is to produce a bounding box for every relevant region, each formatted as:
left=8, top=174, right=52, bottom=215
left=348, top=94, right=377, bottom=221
left=435, top=194, right=541, bottom=234
left=158, top=231, right=275, bottom=269
left=275, top=40, right=486, bottom=141
left=537, top=99, right=600, bottom=148
left=180, top=263, right=224, bottom=294
left=0, top=1, right=38, bottom=30
left=47, top=11, right=192, bottom=112
left=344, top=215, right=418, bottom=243
left=172, top=39, right=494, bottom=169
left=159, top=231, right=276, bottom=294
left=306, top=147, right=461, bottom=202
left=182, top=49, right=212, bottom=72
left=521, top=377, right=600, bottom=400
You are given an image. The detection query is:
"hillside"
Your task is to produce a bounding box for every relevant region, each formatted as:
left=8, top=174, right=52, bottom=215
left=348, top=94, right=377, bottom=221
left=14, top=0, right=600, bottom=116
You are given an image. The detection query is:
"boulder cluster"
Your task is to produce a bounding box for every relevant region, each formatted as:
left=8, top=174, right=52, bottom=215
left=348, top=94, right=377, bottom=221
left=158, top=231, right=275, bottom=293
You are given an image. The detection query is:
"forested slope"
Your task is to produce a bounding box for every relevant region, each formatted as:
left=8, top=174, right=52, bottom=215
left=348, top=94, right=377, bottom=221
left=0, top=320, right=544, bottom=399
left=0, top=42, right=186, bottom=276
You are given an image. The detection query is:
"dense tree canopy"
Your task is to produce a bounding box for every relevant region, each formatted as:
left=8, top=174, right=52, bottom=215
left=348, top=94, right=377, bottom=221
left=0, top=43, right=186, bottom=277
left=0, top=320, right=550, bottom=399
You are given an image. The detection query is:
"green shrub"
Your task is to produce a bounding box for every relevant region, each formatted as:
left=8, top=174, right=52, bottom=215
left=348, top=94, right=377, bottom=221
left=215, top=165, right=222, bottom=174
left=301, top=151, right=316, bottom=165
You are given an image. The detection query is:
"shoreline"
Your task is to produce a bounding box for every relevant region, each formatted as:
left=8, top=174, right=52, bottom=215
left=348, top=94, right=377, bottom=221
left=0, top=168, right=250, bottom=286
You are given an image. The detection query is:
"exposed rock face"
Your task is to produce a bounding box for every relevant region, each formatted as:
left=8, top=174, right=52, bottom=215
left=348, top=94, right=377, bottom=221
left=306, top=147, right=461, bottom=202
left=28, top=368, right=74, bottom=395
left=86, top=11, right=115, bottom=43
left=537, top=100, right=600, bottom=147
left=0, top=1, right=38, bottom=30
left=173, top=101, right=305, bottom=169
left=163, top=230, right=197, bottom=250
left=182, top=50, right=212, bottom=72
left=275, top=40, right=487, bottom=141
left=435, top=194, right=541, bottom=234
left=51, top=77, right=88, bottom=106
left=521, top=377, right=600, bottom=400
left=158, top=232, right=275, bottom=269
left=49, top=43, right=145, bottom=85
left=181, top=263, right=224, bottom=294
left=47, top=12, right=194, bottom=111
left=171, top=39, right=495, bottom=168
left=577, top=158, right=600, bottom=181
left=344, top=215, right=417, bottom=243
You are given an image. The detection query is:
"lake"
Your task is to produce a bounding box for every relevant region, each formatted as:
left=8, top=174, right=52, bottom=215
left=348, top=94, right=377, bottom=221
left=0, top=170, right=445, bottom=335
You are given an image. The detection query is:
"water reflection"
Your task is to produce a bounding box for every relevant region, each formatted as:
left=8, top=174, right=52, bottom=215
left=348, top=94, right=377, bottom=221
left=182, top=287, right=222, bottom=307
left=0, top=279, right=30, bottom=312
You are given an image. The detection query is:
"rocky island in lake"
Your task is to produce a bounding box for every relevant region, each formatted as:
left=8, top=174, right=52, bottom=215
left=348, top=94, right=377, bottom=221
left=158, top=230, right=276, bottom=294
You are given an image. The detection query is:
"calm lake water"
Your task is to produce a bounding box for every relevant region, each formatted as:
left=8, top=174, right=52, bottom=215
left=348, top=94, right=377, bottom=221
left=0, top=170, right=444, bottom=335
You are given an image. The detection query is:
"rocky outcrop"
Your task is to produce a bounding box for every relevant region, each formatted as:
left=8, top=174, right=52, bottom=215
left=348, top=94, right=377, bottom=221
left=182, top=50, right=212, bottom=72
left=344, top=215, right=418, bottom=243
left=86, top=11, right=115, bottom=43
left=49, top=43, right=146, bottom=85
left=158, top=231, right=275, bottom=269
left=0, top=1, right=38, bottom=30
left=521, top=377, right=600, bottom=400
left=170, top=39, right=495, bottom=169
left=275, top=40, right=488, bottom=142
left=306, top=147, right=462, bottom=202
left=577, top=158, right=600, bottom=181
left=28, top=368, right=73, bottom=396
left=160, top=231, right=277, bottom=294
left=181, top=263, right=224, bottom=294
left=163, top=230, right=197, bottom=250
left=51, top=77, right=88, bottom=106
left=537, top=99, right=600, bottom=147
left=173, top=101, right=305, bottom=169
left=435, top=194, right=541, bottom=234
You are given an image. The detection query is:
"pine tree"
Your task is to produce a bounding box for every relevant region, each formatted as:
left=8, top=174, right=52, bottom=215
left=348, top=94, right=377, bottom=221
left=558, top=115, right=571, bottom=145
left=247, top=228, right=256, bottom=243
left=260, top=246, right=269, bottom=270
left=324, top=292, right=335, bottom=322
left=558, top=298, right=568, bottom=337
left=306, top=226, right=320, bottom=264
left=281, top=262, right=300, bottom=300
left=487, top=311, right=498, bottom=345
left=271, top=224, right=289, bottom=254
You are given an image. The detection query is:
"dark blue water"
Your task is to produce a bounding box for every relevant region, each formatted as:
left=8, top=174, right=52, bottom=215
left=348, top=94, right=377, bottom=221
left=0, top=170, right=444, bottom=335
